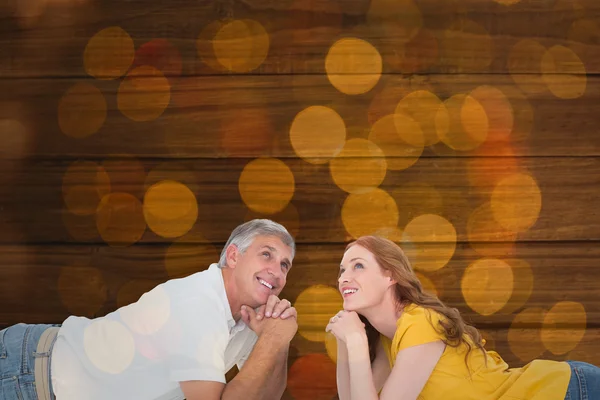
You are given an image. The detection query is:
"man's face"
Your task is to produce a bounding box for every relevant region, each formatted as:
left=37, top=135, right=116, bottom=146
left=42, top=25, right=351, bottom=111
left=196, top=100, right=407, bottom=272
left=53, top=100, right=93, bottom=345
left=231, top=235, right=293, bottom=306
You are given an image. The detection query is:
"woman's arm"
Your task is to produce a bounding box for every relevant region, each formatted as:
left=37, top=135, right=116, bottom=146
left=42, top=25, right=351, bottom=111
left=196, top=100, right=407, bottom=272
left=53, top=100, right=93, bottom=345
left=337, top=337, right=390, bottom=400
left=345, top=334, right=445, bottom=400
left=335, top=339, right=351, bottom=400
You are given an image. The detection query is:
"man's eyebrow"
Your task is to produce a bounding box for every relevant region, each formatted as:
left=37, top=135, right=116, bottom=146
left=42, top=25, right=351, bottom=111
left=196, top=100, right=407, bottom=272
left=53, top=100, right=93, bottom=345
left=340, top=257, right=365, bottom=268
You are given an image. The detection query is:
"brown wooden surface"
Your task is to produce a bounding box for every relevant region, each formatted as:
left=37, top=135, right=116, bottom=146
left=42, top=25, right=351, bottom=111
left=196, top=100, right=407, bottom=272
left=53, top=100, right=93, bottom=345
left=1, top=0, right=600, bottom=77
left=1, top=0, right=600, bottom=397
left=1, top=74, right=600, bottom=158
left=0, top=156, right=599, bottom=244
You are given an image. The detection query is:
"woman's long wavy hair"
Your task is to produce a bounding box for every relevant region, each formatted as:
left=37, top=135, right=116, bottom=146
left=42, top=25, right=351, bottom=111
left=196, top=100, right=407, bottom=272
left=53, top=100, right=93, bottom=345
left=347, top=236, right=486, bottom=368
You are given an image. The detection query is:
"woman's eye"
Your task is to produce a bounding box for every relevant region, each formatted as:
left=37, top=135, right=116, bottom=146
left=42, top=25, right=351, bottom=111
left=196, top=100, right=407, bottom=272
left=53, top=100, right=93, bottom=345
left=354, top=263, right=363, bottom=269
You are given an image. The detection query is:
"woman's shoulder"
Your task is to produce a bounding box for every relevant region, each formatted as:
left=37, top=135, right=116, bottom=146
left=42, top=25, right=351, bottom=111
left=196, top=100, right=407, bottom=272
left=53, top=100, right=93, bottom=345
left=393, top=304, right=445, bottom=338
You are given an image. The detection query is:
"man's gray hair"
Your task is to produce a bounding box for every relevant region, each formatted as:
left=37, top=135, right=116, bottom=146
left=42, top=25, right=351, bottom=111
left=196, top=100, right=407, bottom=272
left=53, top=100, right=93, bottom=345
left=218, top=219, right=296, bottom=268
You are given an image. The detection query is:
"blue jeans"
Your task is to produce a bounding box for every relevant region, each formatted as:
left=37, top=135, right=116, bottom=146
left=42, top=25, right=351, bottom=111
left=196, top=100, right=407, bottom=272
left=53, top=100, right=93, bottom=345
left=564, top=360, right=600, bottom=400
left=0, top=323, right=59, bottom=400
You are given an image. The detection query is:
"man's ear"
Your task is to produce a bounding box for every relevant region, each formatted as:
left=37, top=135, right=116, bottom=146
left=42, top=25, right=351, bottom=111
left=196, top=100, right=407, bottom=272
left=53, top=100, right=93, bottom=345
left=225, top=244, right=239, bottom=268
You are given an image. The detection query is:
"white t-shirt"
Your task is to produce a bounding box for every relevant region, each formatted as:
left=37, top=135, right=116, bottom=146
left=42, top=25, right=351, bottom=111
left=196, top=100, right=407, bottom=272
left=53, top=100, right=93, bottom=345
left=51, top=263, right=258, bottom=400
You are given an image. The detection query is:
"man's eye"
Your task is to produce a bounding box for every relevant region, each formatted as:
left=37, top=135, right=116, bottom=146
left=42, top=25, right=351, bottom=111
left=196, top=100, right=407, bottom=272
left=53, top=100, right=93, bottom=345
left=263, top=252, right=271, bottom=258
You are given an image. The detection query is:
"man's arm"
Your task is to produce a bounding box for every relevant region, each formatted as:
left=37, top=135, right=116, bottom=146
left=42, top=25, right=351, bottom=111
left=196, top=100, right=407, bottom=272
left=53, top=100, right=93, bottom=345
left=180, top=308, right=296, bottom=400
left=261, top=343, right=289, bottom=399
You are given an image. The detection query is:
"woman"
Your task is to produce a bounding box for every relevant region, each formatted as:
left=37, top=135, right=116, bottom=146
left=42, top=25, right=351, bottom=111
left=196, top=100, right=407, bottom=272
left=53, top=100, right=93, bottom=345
left=326, top=236, right=600, bottom=400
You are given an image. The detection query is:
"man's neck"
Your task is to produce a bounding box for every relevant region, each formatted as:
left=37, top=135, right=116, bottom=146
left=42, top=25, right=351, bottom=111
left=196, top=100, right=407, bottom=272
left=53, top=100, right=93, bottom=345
left=220, top=267, right=242, bottom=322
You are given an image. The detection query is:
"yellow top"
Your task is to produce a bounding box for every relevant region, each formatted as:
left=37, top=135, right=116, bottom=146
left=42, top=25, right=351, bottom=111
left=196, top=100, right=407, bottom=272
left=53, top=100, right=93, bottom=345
left=380, top=304, right=571, bottom=400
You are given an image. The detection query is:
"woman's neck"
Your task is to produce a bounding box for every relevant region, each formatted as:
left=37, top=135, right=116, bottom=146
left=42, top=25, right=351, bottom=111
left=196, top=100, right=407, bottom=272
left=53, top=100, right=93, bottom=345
left=361, top=296, right=405, bottom=340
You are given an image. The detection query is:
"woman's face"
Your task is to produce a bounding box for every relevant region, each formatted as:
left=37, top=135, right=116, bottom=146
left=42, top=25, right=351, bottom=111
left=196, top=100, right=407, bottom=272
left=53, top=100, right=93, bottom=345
left=338, top=244, right=394, bottom=312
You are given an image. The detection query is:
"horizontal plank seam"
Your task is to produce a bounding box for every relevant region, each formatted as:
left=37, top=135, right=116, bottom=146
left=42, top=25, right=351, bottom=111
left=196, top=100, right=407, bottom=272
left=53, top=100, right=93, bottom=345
left=0, top=72, right=598, bottom=79
left=3, top=239, right=600, bottom=246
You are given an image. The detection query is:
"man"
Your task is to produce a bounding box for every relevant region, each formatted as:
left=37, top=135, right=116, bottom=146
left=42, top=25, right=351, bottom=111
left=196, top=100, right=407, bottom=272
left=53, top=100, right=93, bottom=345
left=0, top=219, right=298, bottom=400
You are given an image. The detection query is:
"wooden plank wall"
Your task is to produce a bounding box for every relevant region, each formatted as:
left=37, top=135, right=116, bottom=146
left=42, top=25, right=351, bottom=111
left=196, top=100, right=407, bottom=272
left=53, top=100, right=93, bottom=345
left=1, top=0, right=600, bottom=398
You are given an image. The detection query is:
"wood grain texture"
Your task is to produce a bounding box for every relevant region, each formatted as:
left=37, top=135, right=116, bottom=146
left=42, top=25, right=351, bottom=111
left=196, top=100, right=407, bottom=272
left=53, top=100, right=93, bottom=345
left=0, top=0, right=599, bottom=77
left=0, top=156, right=598, bottom=244
left=1, top=242, right=599, bottom=327
left=1, top=74, right=599, bottom=158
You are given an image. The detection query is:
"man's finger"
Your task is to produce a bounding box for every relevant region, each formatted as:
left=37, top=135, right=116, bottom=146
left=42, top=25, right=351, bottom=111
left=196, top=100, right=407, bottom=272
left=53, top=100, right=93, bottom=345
left=279, top=306, right=296, bottom=319
left=241, top=306, right=250, bottom=325
left=272, top=299, right=291, bottom=318
left=264, top=295, right=280, bottom=318
left=255, top=304, right=265, bottom=321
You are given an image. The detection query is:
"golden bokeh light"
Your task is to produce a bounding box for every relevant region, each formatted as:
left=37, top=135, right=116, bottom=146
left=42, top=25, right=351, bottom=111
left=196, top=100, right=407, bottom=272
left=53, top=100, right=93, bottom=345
left=245, top=203, right=300, bottom=239
left=496, top=86, right=534, bottom=141
left=467, top=202, right=517, bottom=257
left=508, top=39, right=547, bottom=94
left=287, top=354, right=338, bottom=400
left=289, top=106, right=346, bottom=164
left=62, top=161, right=111, bottom=216
left=143, top=180, right=198, bottom=238
left=117, top=66, right=171, bottom=122
left=84, top=26, right=135, bottom=80
left=440, top=19, right=492, bottom=72
left=415, top=271, right=438, bottom=297
left=368, top=114, right=424, bottom=171
left=508, top=307, right=546, bottom=362
left=491, top=173, right=542, bottom=233
left=498, top=259, right=534, bottom=315
left=238, top=158, right=295, bottom=214
left=342, top=189, right=399, bottom=239
left=165, top=238, right=219, bottom=278
left=541, top=45, right=587, bottom=99
left=395, top=90, right=448, bottom=146
left=212, top=19, right=270, bottom=73
left=542, top=301, right=587, bottom=355
left=221, top=105, right=274, bottom=156
left=402, top=214, right=456, bottom=272
left=96, top=193, right=146, bottom=247
left=366, top=0, right=422, bottom=44
left=368, top=79, right=435, bottom=126
left=58, top=83, right=107, bottom=139
left=120, top=286, right=171, bottom=335
left=469, top=86, right=514, bottom=142
left=325, top=38, right=382, bottom=95
left=461, top=258, right=514, bottom=316
left=197, top=20, right=229, bottom=72
left=58, top=265, right=107, bottom=317
left=330, top=139, right=387, bottom=194
left=84, top=320, right=135, bottom=374
left=438, top=94, right=488, bottom=151
left=467, top=142, right=520, bottom=189
left=392, top=182, right=444, bottom=228
left=294, top=285, right=343, bottom=342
